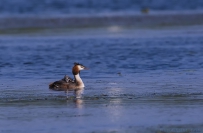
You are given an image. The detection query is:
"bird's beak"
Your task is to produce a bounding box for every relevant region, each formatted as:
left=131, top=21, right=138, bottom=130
left=84, top=67, right=89, bottom=70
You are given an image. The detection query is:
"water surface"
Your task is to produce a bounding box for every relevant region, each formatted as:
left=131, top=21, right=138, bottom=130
left=1, top=0, right=203, bottom=16
left=0, top=26, right=203, bottom=133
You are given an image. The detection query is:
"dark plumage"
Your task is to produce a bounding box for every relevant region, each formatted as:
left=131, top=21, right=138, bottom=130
left=49, top=63, right=87, bottom=92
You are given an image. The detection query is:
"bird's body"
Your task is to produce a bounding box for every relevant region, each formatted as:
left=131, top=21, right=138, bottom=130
left=49, top=63, right=87, bottom=98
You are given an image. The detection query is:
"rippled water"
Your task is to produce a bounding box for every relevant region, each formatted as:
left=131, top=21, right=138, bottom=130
left=0, top=27, right=203, bottom=132
left=0, top=0, right=203, bottom=16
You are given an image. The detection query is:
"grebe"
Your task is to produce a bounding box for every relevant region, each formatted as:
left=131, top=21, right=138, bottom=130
left=49, top=62, right=88, bottom=98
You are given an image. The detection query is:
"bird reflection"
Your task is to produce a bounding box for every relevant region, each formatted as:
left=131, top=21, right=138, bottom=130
left=66, top=97, right=84, bottom=108
left=74, top=99, right=83, bottom=108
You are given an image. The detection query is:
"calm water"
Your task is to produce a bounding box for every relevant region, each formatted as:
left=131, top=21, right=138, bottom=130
left=0, top=27, right=203, bottom=132
left=0, top=0, right=203, bottom=16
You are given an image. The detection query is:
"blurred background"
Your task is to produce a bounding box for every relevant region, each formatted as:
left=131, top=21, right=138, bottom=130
left=1, top=0, right=203, bottom=33
left=0, top=0, right=203, bottom=15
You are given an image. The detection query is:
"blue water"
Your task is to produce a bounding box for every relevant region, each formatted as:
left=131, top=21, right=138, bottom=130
left=0, top=0, right=203, bottom=16
left=0, top=35, right=203, bottom=79
left=1, top=0, right=203, bottom=131
left=0, top=27, right=203, bottom=132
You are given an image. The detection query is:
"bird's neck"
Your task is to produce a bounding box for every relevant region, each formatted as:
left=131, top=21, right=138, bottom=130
left=74, top=73, right=84, bottom=88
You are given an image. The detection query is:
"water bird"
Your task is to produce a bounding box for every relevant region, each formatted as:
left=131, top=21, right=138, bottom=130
left=49, top=62, right=88, bottom=98
left=141, top=8, right=149, bottom=14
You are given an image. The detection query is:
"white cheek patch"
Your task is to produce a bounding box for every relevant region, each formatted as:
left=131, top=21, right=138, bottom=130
left=78, top=65, right=84, bottom=70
